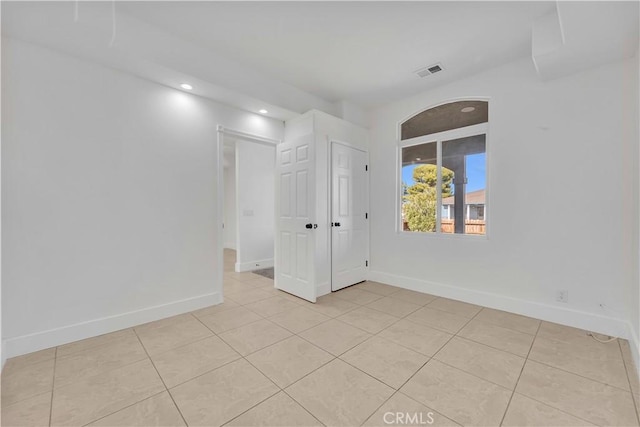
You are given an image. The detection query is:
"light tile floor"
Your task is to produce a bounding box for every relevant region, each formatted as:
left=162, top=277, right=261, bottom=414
left=2, top=249, right=639, bottom=426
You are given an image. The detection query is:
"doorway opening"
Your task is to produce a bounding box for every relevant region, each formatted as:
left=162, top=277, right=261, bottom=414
left=217, top=126, right=280, bottom=299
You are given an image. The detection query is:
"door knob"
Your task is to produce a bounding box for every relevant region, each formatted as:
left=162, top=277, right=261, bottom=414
left=305, top=224, right=318, bottom=229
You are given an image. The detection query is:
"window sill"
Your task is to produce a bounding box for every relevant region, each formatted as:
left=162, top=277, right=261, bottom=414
left=397, top=230, right=489, bottom=240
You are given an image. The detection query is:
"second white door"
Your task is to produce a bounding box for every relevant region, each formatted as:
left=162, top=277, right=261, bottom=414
left=331, top=142, right=368, bottom=291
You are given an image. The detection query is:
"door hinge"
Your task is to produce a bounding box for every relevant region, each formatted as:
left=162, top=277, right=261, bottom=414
left=365, top=165, right=368, bottom=171
left=365, top=260, right=369, bottom=267
left=365, top=212, right=368, bottom=219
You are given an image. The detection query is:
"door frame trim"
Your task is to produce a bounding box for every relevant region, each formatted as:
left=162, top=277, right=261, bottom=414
left=216, top=125, right=281, bottom=301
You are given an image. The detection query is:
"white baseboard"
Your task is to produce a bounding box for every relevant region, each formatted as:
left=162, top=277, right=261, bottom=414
left=368, top=270, right=630, bottom=340
left=235, top=258, right=273, bottom=272
left=1, top=340, right=6, bottom=370
left=317, top=282, right=331, bottom=297
left=3, top=292, right=221, bottom=360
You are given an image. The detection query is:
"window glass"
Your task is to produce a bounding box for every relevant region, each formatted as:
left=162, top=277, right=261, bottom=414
left=401, top=135, right=486, bottom=235
left=442, top=135, right=486, bottom=235
left=401, top=142, right=437, bottom=232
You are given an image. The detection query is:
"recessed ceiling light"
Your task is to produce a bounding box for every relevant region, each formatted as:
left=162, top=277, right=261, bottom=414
left=461, top=106, right=475, bottom=113
left=259, top=109, right=268, bottom=114
left=180, top=83, right=193, bottom=90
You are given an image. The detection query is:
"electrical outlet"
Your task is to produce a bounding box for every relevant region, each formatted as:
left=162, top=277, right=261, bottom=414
left=556, top=290, right=568, bottom=303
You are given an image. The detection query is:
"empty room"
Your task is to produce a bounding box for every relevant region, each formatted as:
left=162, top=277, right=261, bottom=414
left=1, top=1, right=639, bottom=426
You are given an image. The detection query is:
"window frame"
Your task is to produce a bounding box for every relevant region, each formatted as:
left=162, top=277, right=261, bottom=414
left=397, top=121, right=490, bottom=239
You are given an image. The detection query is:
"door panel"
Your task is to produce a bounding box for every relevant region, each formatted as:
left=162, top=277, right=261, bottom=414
left=275, top=135, right=316, bottom=302
left=331, top=142, right=367, bottom=291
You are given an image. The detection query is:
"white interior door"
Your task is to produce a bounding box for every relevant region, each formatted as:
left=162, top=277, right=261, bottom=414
left=274, top=134, right=317, bottom=302
left=331, top=142, right=367, bottom=291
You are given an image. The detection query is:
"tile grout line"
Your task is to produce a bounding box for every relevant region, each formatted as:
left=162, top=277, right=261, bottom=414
left=417, top=305, right=487, bottom=426
left=49, top=329, right=217, bottom=403
left=508, top=322, right=603, bottom=427
left=279, top=388, right=328, bottom=427
left=50, top=336, right=167, bottom=426
left=458, top=310, right=539, bottom=337
left=337, top=340, right=411, bottom=390
left=48, top=347, right=58, bottom=427
left=618, top=339, right=640, bottom=426
left=370, top=300, right=477, bottom=363
left=218, top=382, right=282, bottom=427
left=358, top=303, right=482, bottom=427
left=266, top=312, right=335, bottom=335
left=216, top=322, right=294, bottom=359
left=523, top=356, right=634, bottom=393
left=471, top=322, right=634, bottom=394
left=358, top=351, right=440, bottom=425
left=248, top=300, right=408, bottom=425
left=162, top=356, right=243, bottom=390
left=303, top=301, right=360, bottom=318
left=131, top=328, right=189, bottom=427
left=356, top=357, right=431, bottom=426
left=497, top=322, right=618, bottom=426
left=448, top=324, right=536, bottom=358
left=231, top=343, right=328, bottom=427
left=208, top=289, right=335, bottom=427
left=134, top=313, right=221, bottom=355
left=197, top=311, right=268, bottom=335
left=273, top=350, right=336, bottom=395
left=508, top=390, right=609, bottom=427
left=189, top=310, right=229, bottom=335
left=292, top=329, right=359, bottom=360
left=498, top=320, right=541, bottom=426
left=1, top=390, right=53, bottom=413
left=79, top=390, right=168, bottom=427
left=364, top=301, right=423, bottom=319
left=430, top=356, right=514, bottom=393
left=352, top=289, right=453, bottom=424
left=400, top=307, right=485, bottom=336
left=151, top=304, right=333, bottom=393
left=53, top=329, right=135, bottom=360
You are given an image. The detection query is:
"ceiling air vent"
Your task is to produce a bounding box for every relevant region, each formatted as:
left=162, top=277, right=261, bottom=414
left=415, top=63, right=444, bottom=78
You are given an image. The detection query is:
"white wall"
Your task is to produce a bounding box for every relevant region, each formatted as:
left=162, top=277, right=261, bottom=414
left=235, top=141, right=275, bottom=272
left=631, top=47, right=640, bottom=368
left=1, top=37, right=283, bottom=358
left=223, top=153, right=237, bottom=250
left=369, top=56, right=638, bottom=342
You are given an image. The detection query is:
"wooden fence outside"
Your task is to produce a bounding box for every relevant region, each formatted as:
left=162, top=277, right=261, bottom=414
left=403, top=219, right=486, bottom=235
left=441, top=219, right=485, bottom=235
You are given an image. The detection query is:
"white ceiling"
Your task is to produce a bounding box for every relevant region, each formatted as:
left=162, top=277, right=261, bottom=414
left=121, top=1, right=555, bottom=107
left=2, top=1, right=638, bottom=120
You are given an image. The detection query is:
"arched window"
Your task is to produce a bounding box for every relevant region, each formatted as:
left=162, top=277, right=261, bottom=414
left=400, top=100, right=488, bottom=236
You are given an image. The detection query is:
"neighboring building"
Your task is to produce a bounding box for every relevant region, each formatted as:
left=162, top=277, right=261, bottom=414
left=442, top=189, right=485, bottom=221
